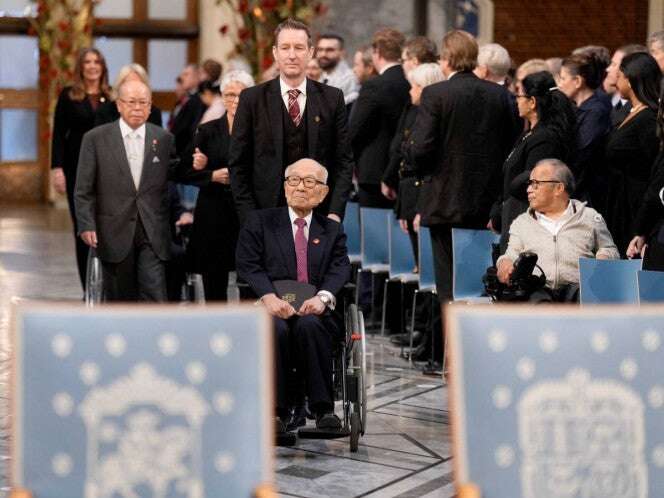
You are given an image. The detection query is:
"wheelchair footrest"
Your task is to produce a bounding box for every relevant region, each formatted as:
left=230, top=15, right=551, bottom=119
left=297, top=427, right=350, bottom=439
left=276, top=432, right=297, bottom=447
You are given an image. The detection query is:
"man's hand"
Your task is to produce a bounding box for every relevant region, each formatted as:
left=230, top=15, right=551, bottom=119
left=52, top=167, right=66, bottom=194
left=381, top=181, right=397, bottom=201
left=497, top=258, right=514, bottom=284
left=175, top=211, right=194, bottom=226
left=413, top=213, right=421, bottom=233
left=487, top=219, right=499, bottom=234
left=327, top=213, right=341, bottom=223
left=80, top=231, right=98, bottom=248
left=298, top=296, right=326, bottom=316
left=626, top=235, right=647, bottom=259
left=211, top=167, right=230, bottom=184
left=192, top=148, right=208, bottom=170
left=398, top=218, right=409, bottom=234
left=261, top=293, right=296, bottom=319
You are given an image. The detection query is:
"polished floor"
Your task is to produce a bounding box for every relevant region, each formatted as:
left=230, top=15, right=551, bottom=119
left=0, top=204, right=453, bottom=498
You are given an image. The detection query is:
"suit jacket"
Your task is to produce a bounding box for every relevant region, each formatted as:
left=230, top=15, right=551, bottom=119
left=74, top=120, right=210, bottom=263
left=228, top=78, right=354, bottom=224
left=349, top=65, right=411, bottom=186
left=409, top=71, right=515, bottom=227
left=170, top=92, right=205, bottom=155
left=235, top=207, right=351, bottom=299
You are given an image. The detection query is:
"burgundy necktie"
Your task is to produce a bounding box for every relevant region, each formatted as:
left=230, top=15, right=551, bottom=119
left=294, top=218, right=308, bottom=283
left=288, top=89, right=302, bottom=126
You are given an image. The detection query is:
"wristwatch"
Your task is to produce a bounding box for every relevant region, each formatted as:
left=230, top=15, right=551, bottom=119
left=317, top=293, right=331, bottom=306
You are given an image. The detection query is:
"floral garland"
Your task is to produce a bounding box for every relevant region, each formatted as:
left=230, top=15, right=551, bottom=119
left=28, top=0, right=94, bottom=141
left=217, top=0, right=328, bottom=77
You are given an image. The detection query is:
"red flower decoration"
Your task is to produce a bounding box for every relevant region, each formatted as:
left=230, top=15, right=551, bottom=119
left=262, top=54, right=274, bottom=71
left=238, top=0, right=249, bottom=13
left=57, top=20, right=69, bottom=31
left=219, top=24, right=229, bottom=35
left=238, top=28, right=251, bottom=41
left=261, top=0, right=278, bottom=10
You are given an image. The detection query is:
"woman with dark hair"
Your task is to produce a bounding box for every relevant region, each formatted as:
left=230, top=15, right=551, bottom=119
left=51, top=47, right=111, bottom=291
left=558, top=52, right=611, bottom=200
left=604, top=52, right=661, bottom=256
left=492, top=70, right=576, bottom=251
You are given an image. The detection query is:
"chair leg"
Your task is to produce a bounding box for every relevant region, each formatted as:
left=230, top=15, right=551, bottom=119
left=408, top=290, right=419, bottom=368
left=355, top=267, right=362, bottom=307
left=380, top=278, right=389, bottom=336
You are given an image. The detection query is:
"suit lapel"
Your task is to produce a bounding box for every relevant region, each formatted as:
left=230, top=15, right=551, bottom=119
left=305, top=79, right=320, bottom=155
left=307, top=215, right=326, bottom=283
left=273, top=209, right=297, bottom=279
left=266, top=79, right=284, bottom=168
left=109, top=121, right=137, bottom=194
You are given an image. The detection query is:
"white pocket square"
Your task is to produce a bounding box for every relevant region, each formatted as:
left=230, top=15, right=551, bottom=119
left=152, top=156, right=160, bottom=163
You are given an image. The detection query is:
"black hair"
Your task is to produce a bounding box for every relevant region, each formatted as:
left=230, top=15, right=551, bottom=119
left=620, top=52, right=661, bottom=111
left=198, top=80, right=220, bottom=94
left=522, top=71, right=577, bottom=160
left=562, top=52, right=607, bottom=90
left=318, top=33, right=345, bottom=49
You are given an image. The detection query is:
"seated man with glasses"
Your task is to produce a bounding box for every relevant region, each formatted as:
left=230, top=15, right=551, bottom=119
left=236, top=158, right=351, bottom=435
left=496, top=158, right=619, bottom=302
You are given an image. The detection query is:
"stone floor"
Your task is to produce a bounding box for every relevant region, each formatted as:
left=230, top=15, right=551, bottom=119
left=0, top=204, right=453, bottom=498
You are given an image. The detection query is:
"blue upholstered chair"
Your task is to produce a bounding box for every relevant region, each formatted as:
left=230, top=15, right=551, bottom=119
left=579, top=258, right=642, bottom=304
left=637, top=270, right=664, bottom=303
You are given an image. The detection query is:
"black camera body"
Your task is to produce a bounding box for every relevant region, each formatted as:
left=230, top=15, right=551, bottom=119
left=483, top=250, right=546, bottom=302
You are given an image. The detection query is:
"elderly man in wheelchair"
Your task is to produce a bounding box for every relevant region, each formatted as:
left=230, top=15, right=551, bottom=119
left=236, top=159, right=352, bottom=438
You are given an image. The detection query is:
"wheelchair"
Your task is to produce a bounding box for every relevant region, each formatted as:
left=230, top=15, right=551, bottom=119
left=292, top=302, right=368, bottom=452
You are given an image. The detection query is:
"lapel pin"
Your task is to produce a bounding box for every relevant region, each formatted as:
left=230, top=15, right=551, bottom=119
left=151, top=139, right=158, bottom=153
left=152, top=156, right=160, bottom=163
left=314, top=116, right=320, bottom=123
left=312, top=238, right=320, bottom=245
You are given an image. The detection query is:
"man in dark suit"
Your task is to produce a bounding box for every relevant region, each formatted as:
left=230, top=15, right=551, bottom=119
left=236, top=159, right=351, bottom=434
left=349, top=28, right=411, bottom=208
left=75, top=79, right=219, bottom=301
left=170, top=64, right=205, bottom=156
left=410, top=30, right=515, bottom=307
left=229, top=18, right=354, bottom=225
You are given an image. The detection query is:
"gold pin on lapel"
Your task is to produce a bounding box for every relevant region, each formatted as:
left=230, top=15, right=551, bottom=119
left=313, top=238, right=320, bottom=245
left=315, top=116, right=320, bottom=123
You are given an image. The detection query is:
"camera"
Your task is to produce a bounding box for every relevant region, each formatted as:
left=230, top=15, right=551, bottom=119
left=483, top=249, right=546, bottom=302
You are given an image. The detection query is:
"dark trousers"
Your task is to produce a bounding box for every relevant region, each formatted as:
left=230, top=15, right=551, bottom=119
left=529, top=284, right=579, bottom=303
left=101, top=219, right=167, bottom=302
left=273, top=314, right=341, bottom=417
left=65, top=173, right=89, bottom=291
left=202, top=269, right=230, bottom=302
left=429, top=224, right=453, bottom=302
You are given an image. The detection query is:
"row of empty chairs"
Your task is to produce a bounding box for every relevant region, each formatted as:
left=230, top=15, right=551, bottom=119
left=579, top=258, right=664, bottom=304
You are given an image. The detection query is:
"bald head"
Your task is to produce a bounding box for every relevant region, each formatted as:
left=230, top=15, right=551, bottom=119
left=116, top=79, right=152, bottom=129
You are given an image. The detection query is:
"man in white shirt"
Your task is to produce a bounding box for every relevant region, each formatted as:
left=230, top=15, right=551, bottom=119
left=316, top=33, right=359, bottom=105
left=75, top=79, right=215, bottom=301
left=497, top=159, right=619, bottom=302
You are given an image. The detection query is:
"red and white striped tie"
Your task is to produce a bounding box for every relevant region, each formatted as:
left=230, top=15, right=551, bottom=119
left=288, top=89, right=302, bottom=126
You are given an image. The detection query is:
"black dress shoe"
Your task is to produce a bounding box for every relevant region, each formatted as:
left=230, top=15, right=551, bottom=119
left=315, top=412, right=341, bottom=430
left=286, top=405, right=307, bottom=431
left=390, top=330, right=423, bottom=346
left=275, top=416, right=286, bottom=434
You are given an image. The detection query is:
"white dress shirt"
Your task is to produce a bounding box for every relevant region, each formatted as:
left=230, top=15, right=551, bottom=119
left=535, top=201, right=574, bottom=236
left=119, top=118, right=146, bottom=189
left=280, top=77, right=307, bottom=115
left=288, top=207, right=336, bottom=309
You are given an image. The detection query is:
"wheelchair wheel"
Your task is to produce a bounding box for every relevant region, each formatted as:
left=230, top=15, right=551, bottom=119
left=85, top=249, right=104, bottom=307
left=350, top=411, right=361, bottom=452
left=349, top=304, right=367, bottom=437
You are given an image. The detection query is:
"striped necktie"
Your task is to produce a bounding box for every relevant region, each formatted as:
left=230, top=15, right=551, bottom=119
left=288, top=89, right=302, bottom=126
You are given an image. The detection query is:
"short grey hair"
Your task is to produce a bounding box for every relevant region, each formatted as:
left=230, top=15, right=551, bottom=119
left=408, top=63, right=444, bottom=88
left=285, top=159, right=328, bottom=184
left=112, top=63, right=150, bottom=100
left=117, top=78, right=151, bottom=99
left=535, top=158, right=575, bottom=194
left=477, top=43, right=511, bottom=78
left=220, top=69, right=255, bottom=92
left=649, top=30, right=664, bottom=50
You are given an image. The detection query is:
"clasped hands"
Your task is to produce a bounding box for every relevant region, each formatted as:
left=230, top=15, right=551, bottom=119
left=261, top=293, right=326, bottom=319
left=192, top=148, right=230, bottom=184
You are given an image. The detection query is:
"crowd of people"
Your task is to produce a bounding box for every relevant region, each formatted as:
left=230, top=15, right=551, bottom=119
left=48, top=16, right=664, bottom=432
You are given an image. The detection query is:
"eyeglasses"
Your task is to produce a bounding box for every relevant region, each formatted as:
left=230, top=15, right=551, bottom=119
left=222, top=93, right=240, bottom=102
left=119, top=98, right=151, bottom=108
left=285, top=175, right=325, bottom=188
left=515, top=94, right=532, bottom=99
left=527, top=179, right=561, bottom=189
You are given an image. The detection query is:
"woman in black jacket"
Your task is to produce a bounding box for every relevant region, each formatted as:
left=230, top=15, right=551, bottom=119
left=184, top=70, right=255, bottom=301
left=51, top=47, right=111, bottom=290
left=493, top=71, right=576, bottom=251
left=604, top=52, right=660, bottom=256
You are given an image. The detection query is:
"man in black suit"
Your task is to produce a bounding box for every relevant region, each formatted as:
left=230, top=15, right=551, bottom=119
left=229, top=18, right=354, bottom=225
left=236, top=159, right=351, bottom=434
left=605, top=44, right=647, bottom=127
left=170, top=64, right=205, bottom=156
left=410, top=30, right=515, bottom=307
left=349, top=28, right=411, bottom=208
left=75, top=80, right=219, bottom=301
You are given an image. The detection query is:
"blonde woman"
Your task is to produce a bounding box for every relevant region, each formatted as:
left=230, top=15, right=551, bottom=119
left=94, top=63, right=163, bottom=127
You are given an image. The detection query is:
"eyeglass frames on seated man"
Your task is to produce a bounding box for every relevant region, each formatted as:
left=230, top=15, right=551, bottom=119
left=285, top=176, right=326, bottom=189
left=526, top=179, right=562, bottom=189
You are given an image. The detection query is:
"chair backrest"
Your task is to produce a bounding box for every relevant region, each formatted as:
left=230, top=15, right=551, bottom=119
left=637, top=270, right=664, bottom=303
left=360, top=207, right=390, bottom=269
left=579, top=258, right=642, bottom=304
left=451, top=228, right=499, bottom=301
left=343, top=201, right=361, bottom=263
left=418, top=227, right=436, bottom=292
left=388, top=213, right=416, bottom=278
